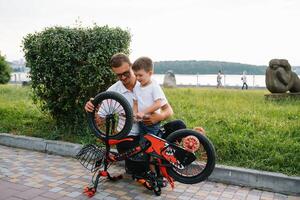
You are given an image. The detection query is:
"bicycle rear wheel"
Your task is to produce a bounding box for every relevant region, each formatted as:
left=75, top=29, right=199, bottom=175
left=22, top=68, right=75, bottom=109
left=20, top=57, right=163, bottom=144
left=87, top=91, right=133, bottom=140
left=165, top=129, right=216, bottom=184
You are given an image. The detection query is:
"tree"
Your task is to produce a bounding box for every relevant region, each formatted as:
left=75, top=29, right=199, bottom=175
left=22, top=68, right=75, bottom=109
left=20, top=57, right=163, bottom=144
left=154, top=60, right=267, bottom=75
left=0, top=53, right=11, bottom=84
left=23, top=25, right=131, bottom=134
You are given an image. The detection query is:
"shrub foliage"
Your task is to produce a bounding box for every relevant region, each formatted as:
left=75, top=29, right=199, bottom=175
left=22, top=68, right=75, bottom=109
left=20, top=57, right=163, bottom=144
left=23, top=26, right=131, bottom=133
left=0, top=53, right=11, bottom=84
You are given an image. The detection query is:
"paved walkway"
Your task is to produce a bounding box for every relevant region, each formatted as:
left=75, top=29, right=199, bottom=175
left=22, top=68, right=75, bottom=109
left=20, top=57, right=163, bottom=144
left=0, top=145, right=299, bottom=200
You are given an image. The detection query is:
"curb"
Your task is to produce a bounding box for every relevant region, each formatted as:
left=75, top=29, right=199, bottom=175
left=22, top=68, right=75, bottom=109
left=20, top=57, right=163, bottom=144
left=0, top=133, right=299, bottom=196
left=0, top=133, right=82, bottom=157
left=209, top=165, right=300, bottom=196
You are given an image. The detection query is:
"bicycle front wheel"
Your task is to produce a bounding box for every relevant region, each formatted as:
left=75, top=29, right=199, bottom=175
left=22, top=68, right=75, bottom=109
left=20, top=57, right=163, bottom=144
left=87, top=91, right=133, bottom=140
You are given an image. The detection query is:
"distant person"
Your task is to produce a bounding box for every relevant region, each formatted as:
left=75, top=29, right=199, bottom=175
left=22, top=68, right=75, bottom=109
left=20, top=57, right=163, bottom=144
left=241, top=71, right=248, bottom=90
left=217, top=70, right=222, bottom=88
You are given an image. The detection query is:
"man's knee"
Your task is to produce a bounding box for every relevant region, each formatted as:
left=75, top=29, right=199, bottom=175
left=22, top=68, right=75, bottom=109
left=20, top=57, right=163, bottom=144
left=160, top=120, right=187, bottom=139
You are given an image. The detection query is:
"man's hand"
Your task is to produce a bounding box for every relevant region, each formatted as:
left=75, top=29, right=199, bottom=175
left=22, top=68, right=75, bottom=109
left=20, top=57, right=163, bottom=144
left=84, top=99, right=94, bottom=113
left=194, top=127, right=206, bottom=135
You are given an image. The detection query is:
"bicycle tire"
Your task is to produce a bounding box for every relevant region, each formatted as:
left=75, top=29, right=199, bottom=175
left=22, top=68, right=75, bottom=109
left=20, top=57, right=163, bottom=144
left=165, top=129, right=216, bottom=184
left=87, top=91, right=133, bottom=140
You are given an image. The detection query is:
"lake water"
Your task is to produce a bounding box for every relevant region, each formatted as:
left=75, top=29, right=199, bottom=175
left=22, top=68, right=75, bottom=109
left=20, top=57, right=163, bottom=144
left=10, top=72, right=267, bottom=87
left=153, top=74, right=266, bottom=88
left=10, top=72, right=31, bottom=83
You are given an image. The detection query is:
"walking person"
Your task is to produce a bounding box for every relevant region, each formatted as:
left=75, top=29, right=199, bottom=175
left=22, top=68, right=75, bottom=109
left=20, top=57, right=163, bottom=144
left=241, top=71, right=248, bottom=90
left=217, top=70, right=222, bottom=88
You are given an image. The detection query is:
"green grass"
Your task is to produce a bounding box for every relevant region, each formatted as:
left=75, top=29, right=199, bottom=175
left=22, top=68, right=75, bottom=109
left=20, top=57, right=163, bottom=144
left=165, top=88, right=300, bottom=176
left=0, top=85, right=95, bottom=144
left=0, top=85, right=299, bottom=176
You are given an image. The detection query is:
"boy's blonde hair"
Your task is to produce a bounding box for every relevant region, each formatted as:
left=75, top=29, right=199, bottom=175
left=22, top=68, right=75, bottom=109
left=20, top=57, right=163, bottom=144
left=132, top=57, right=153, bottom=72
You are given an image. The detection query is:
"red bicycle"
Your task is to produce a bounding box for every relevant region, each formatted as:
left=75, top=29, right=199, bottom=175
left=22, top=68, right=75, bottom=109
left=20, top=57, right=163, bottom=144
left=77, top=91, right=216, bottom=197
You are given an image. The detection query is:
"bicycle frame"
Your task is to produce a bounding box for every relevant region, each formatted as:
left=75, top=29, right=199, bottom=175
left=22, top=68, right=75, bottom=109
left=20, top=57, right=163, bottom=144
left=96, top=130, right=197, bottom=190
left=77, top=91, right=216, bottom=197
left=78, top=108, right=203, bottom=197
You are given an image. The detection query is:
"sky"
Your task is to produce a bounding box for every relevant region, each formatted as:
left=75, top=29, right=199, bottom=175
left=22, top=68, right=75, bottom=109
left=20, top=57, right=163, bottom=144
left=0, top=0, right=300, bottom=65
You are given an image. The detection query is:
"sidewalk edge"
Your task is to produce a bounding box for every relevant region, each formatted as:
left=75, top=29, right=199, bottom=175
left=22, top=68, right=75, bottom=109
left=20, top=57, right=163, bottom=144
left=0, top=133, right=299, bottom=195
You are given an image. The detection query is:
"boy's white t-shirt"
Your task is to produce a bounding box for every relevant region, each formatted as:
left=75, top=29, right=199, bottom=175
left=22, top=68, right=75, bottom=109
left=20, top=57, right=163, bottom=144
left=133, top=80, right=168, bottom=114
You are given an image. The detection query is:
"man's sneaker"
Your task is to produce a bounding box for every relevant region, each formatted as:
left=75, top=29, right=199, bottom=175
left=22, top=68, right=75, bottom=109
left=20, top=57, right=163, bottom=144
left=157, top=176, right=168, bottom=188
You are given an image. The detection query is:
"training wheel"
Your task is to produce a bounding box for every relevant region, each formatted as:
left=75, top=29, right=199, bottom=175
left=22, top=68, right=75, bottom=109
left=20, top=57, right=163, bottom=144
left=182, top=135, right=200, bottom=152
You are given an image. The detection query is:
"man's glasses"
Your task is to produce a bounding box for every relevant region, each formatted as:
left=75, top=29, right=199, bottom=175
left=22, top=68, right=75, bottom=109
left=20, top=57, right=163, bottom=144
left=116, top=70, right=131, bottom=79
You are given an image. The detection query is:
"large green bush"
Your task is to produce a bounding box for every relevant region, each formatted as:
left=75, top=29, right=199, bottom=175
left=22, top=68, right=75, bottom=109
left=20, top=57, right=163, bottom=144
left=23, top=26, right=131, bottom=133
left=0, top=53, right=11, bottom=84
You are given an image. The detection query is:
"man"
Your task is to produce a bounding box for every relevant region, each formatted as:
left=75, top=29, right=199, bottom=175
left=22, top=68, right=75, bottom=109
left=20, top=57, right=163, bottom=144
left=84, top=53, right=174, bottom=173
left=84, top=53, right=173, bottom=132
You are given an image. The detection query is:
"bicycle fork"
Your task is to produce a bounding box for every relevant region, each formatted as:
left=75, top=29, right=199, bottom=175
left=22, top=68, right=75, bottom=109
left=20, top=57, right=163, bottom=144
left=83, top=115, right=123, bottom=197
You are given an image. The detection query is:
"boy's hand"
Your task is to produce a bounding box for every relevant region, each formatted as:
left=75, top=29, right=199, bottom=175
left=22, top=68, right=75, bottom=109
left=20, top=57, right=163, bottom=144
left=84, top=98, right=94, bottom=112
left=142, top=113, right=161, bottom=125
left=133, top=112, right=144, bottom=122
left=136, top=112, right=145, bottom=119
left=133, top=114, right=139, bottom=122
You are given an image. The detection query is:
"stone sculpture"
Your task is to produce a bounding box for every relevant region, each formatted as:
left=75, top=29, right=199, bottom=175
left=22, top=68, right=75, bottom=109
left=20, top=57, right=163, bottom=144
left=265, top=59, right=300, bottom=93
left=163, top=70, right=176, bottom=88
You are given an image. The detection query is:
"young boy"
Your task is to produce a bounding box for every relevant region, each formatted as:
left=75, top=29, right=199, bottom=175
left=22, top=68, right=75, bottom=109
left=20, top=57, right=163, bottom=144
left=131, top=57, right=169, bottom=185
left=131, top=56, right=168, bottom=135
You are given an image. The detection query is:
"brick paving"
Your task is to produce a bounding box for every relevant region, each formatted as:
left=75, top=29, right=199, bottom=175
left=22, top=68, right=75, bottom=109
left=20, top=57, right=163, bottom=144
left=0, top=145, right=299, bottom=200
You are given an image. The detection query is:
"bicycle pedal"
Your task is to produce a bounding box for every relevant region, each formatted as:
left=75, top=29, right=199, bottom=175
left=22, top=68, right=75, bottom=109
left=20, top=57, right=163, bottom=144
left=84, top=190, right=96, bottom=198
left=83, top=186, right=96, bottom=197
left=136, top=178, right=153, bottom=190
left=99, top=171, right=108, bottom=176
left=83, top=186, right=91, bottom=192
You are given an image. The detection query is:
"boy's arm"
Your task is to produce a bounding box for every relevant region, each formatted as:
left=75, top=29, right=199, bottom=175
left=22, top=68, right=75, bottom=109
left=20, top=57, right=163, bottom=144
left=133, top=99, right=138, bottom=114
left=143, top=103, right=173, bottom=125
left=142, top=82, right=172, bottom=125
left=142, top=99, right=162, bottom=115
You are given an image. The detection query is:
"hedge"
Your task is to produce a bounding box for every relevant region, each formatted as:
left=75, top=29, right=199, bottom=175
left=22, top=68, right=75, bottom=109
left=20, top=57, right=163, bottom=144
left=23, top=25, right=131, bottom=134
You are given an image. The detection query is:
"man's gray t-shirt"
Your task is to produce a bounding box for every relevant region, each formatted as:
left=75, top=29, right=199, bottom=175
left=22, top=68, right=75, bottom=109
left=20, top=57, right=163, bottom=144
left=107, top=81, right=140, bottom=136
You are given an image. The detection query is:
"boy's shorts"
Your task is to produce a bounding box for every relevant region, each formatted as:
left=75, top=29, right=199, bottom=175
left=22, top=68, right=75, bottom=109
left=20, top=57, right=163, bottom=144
left=138, top=122, right=161, bottom=135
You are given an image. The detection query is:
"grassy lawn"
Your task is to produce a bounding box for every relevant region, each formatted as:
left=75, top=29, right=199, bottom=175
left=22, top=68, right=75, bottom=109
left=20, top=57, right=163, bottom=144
left=0, top=85, right=299, bottom=176
left=0, top=85, right=95, bottom=144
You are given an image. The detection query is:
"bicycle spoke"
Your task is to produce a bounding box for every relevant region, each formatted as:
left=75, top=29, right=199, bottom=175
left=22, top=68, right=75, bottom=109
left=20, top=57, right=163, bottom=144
left=112, top=102, right=122, bottom=114
left=108, top=99, right=113, bottom=114
left=90, top=92, right=133, bottom=140
left=116, top=120, right=125, bottom=131
left=100, top=101, right=109, bottom=115
left=94, top=99, right=128, bottom=136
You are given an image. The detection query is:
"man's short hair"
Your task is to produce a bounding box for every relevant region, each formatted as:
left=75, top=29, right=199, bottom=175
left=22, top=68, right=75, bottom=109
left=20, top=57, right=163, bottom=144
left=132, top=57, right=153, bottom=72
left=110, top=53, right=131, bottom=68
